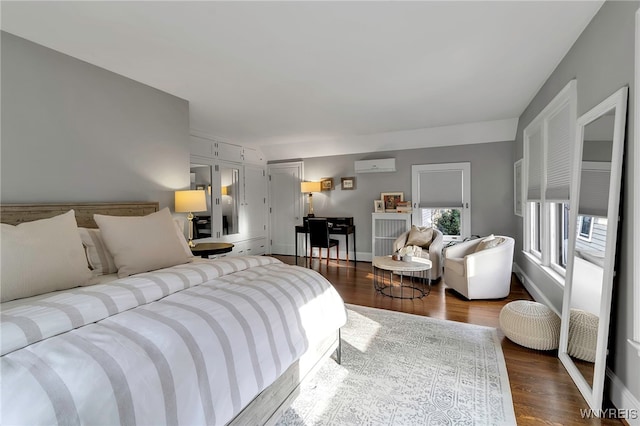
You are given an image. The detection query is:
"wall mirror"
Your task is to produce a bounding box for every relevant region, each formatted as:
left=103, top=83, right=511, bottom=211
left=190, top=163, right=213, bottom=239
left=190, top=161, right=241, bottom=239
left=220, top=165, right=240, bottom=236
left=559, top=86, right=628, bottom=411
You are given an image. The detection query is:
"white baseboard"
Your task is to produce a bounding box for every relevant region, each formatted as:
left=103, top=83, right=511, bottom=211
left=513, top=263, right=639, bottom=423
left=358, top=252, right=372, bottom=262
left=512, top=262, right=560, bottom=316
left=606, top=368, right=640, bottom=425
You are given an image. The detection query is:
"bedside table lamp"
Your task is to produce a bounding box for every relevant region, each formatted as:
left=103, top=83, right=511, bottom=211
left=175, top=190, right=207, bottom=247
left=300, top=181, right=322, bottom=217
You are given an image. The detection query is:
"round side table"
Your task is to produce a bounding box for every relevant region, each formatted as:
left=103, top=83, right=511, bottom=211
left=372, top=256, right=432, bottom=299
left=191, top=242, right=234, bottom=258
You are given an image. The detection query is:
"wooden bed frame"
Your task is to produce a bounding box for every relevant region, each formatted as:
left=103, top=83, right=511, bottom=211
left=0, top=201, right=340, bottom=425
left=0, top=202, right=159, bottom=227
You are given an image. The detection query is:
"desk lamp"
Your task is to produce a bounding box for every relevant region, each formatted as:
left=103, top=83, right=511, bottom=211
left=175, top=190, right=207, bottom=247
left=300, top=181, right=322, bottom=217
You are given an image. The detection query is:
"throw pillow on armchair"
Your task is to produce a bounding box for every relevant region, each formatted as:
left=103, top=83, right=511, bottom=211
left=405, top=225, right=434, bottom=248
left=393, top=226, right=443, bottom=283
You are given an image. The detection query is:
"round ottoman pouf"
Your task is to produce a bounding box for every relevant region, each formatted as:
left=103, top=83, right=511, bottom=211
left=499, top=300, right=561, bottom=350
left=568, top=309, right=599, bottom=362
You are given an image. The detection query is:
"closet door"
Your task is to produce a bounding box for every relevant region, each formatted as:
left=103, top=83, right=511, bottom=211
left=242, top=164, right=267, bottom=239
left=190, top=158, right=218, bottom=240
left=219, top=162, right=240, bottom=237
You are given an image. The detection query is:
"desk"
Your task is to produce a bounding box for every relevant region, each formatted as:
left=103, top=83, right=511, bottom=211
left=191, top=242, right=234, bottom=258
left=295, top=217, right=356, bottom=265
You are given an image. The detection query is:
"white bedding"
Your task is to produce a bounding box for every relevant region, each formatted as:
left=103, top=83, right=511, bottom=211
left=1, top=256, right=347, bottom=425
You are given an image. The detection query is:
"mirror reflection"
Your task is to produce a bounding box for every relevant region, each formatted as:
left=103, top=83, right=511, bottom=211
left=220, top=166, right=240, bottom=235
left=189, top=162, right=242, bottom=239
left=566, top=110, right=614, bottom=389
left=190, top=163, right=212, bottom=239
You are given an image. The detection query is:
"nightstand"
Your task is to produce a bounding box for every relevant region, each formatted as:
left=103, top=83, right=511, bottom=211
left=191, top=242, right=234, bottom=258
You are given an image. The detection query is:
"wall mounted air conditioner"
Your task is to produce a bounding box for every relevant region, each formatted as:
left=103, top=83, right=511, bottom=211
left=354, top=158, right=396, bottom=173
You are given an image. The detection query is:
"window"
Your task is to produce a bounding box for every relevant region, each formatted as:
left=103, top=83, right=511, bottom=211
left=575, top=216, right=607, bottom=254
left=551, top=203, right=570, bottom=272
left=578, top=216, right=594, bottom=241
left=412, top=163, right=471, bottom=241
left=421, top=208, right=461, bottom=237
left=528, top=202, right=542, bottom=257
left=523, top=80, right=577, bottom=282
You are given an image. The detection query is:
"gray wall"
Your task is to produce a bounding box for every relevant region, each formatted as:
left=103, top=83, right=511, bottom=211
left=1, top=32, right=190, bottom=208
left=301, top=140, right=515, bottom=254
left=513, top=1, right=639, bottom=404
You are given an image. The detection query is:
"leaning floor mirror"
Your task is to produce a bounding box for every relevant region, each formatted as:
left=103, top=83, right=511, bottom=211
left=559, top=86, right=628, bottom=411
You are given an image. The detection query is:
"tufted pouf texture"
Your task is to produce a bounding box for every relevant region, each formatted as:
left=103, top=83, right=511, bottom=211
left=568, top=309, right=599, bottom=362
left=499, top=300, right=561, bottom=350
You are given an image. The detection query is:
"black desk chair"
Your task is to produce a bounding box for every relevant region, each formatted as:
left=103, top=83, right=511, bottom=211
left=308, top=218, right=339, bottom=265
left=222, top=215, right=229, bottom=235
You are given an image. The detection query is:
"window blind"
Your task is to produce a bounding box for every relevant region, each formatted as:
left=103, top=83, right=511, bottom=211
left=579, top=163, right=611, bottom=217
left=526, top=126, right=543, bottom=201
left=545, top=103, right=573, bottom=201
left=417, top=170, right=463, bottom=208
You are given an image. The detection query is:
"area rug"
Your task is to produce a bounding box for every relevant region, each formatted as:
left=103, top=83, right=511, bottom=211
left=276, top=304, right=516, bottom=426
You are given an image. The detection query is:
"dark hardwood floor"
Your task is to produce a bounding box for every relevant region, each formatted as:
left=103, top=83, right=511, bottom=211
left=273, top=255, right=623, bottom=426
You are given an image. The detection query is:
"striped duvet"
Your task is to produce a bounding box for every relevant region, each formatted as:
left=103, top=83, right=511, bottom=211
left=0, top=256, right=347, bottom=425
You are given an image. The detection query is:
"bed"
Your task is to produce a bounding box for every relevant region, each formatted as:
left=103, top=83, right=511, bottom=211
left=0, top=202, right=347, bottom=425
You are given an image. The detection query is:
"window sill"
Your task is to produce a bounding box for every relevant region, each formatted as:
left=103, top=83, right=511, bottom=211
left=443, top=236, right=463, bottom=243
left=522, top=251, right=566, bottom=288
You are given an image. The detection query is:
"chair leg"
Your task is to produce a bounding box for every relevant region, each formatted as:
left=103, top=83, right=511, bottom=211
left=325, top=247, right=329, bottom=265
left=336, top=243, right=339, bottom=263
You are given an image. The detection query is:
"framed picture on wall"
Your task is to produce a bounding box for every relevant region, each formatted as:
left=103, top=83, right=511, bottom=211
left=514, top=159, right=523, bottom=217
left=374, top=200, right=384, bottom=212
left=381, top=192, right=403, bottom=212
left=321, top=178, right=334, bottom=191
left=341, top=177, right=355, bottom=190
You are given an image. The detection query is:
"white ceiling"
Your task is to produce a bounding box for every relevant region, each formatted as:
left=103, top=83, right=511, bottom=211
left=1, top=1, right=603, bottom=159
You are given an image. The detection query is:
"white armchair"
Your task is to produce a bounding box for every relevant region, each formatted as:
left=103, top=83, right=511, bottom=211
left=443, top=235, right=515, bottom=300
left=393, top=227, right=443, bottom=282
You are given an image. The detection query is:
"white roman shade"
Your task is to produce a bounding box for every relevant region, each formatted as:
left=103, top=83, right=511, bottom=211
left=545, top=103, right=573, bottom=201
left=526, top=125, right=543, bottom=201
left=524, top=79, right=576, bottom=204
left=578, top=162, right=611, bottom=217
left=417, top=169, right=464, bottom=208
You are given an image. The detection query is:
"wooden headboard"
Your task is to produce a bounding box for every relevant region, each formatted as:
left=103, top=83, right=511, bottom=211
left=0, top=202, right=159, bottom=228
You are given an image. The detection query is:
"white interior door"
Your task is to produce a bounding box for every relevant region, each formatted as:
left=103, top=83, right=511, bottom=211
left=268, top=162, right=303, bottom=255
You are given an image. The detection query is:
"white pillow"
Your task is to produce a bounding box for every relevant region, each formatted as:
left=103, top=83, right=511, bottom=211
left=78, top=227, right=118, bottom=275
left=94, top=208, right=190, bottom=278
left=1, top=210, right=92, bottom=302
left=173, top=218, right=194, bottom=259
left=474, top=234, right=504, bottom=253
left=406, top=225, right=434, bottom=248
left=79, top=221, right=191, bottom=276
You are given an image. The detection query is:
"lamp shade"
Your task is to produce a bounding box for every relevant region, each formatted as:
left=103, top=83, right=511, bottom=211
left=175, top=190, right=207, bottom=213
left=301, top=181, right=322, bottom=193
